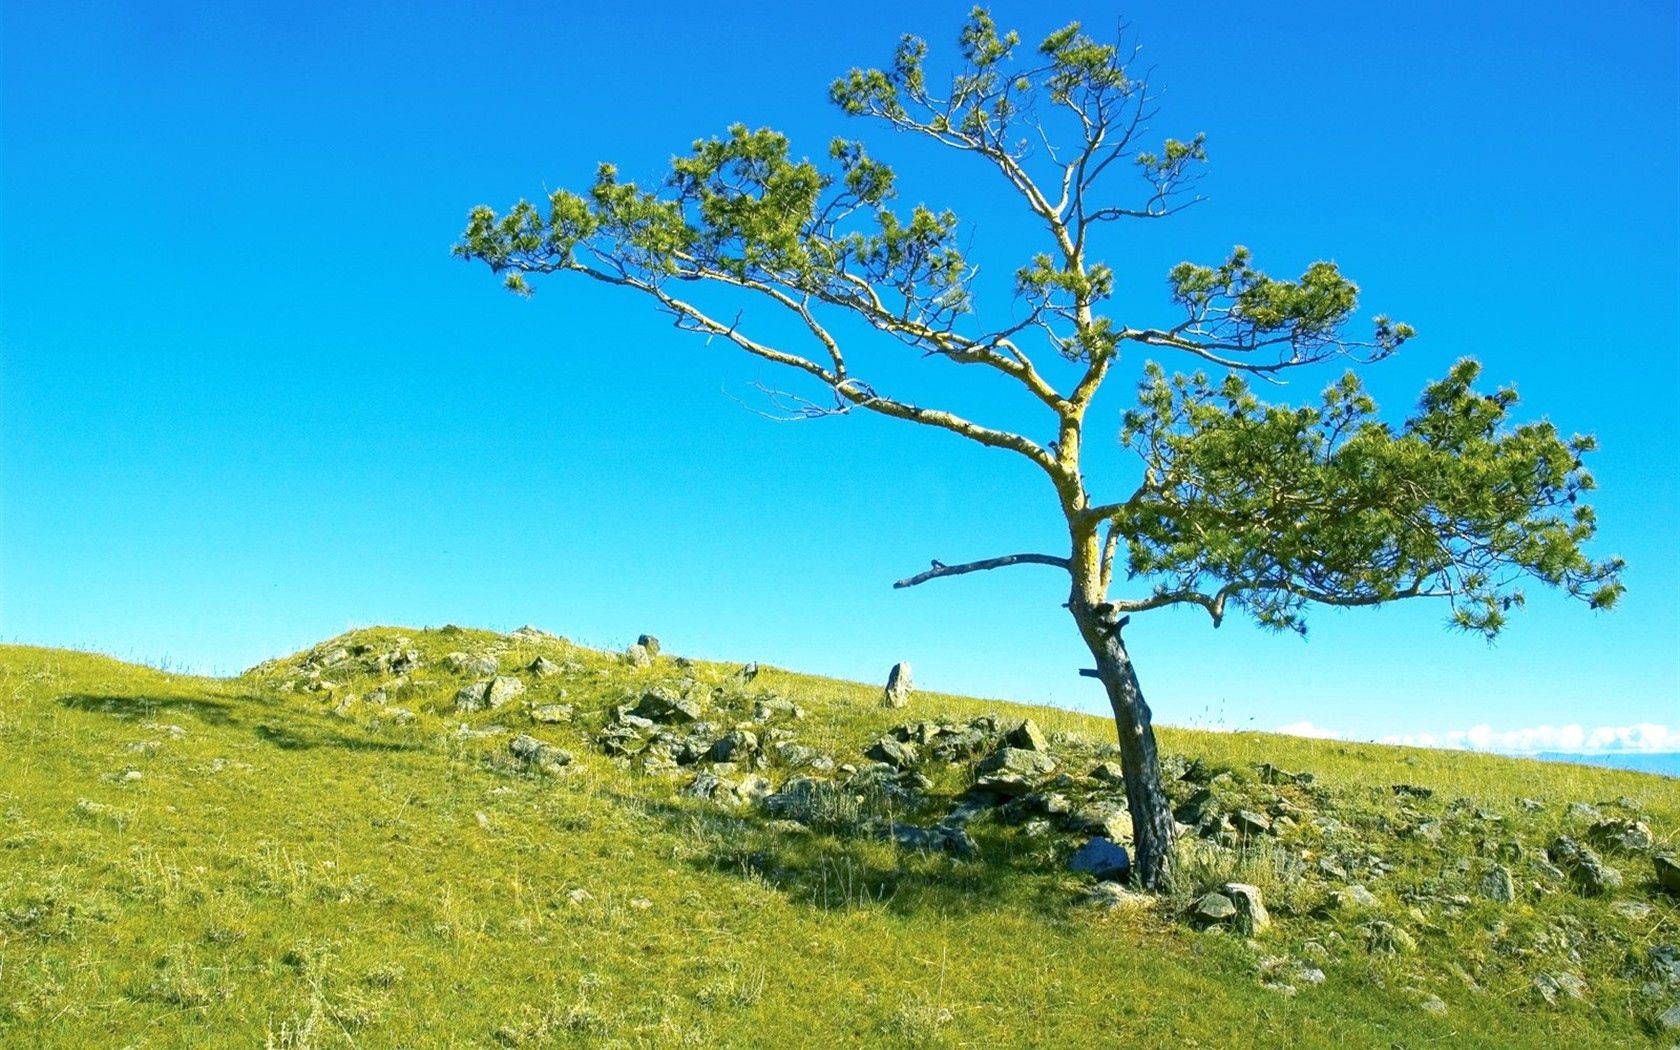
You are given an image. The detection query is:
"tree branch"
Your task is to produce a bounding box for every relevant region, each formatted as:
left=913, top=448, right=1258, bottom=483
left=893, top=552, right=1070, bottom=589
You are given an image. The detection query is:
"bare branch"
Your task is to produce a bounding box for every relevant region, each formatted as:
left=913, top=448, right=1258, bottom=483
left=893, top=552, right=1071, bottom=589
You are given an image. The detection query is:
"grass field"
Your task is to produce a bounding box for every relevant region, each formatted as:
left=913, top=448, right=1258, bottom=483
left=2, top=626, right=1676, bottom=1047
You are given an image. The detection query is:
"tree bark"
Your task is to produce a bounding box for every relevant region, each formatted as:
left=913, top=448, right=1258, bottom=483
left=1069, top=598, right=1176, bottom=888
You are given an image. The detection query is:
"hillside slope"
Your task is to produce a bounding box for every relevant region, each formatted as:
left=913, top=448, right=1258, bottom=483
left=2, top=627, right=1677, bottom=1047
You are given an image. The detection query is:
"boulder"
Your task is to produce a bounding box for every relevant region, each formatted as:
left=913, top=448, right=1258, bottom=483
left=454, top=681, right=491, bottom=712
left=485, top=676, right=526, bottom=709
left=623, top=643, right=653, bottom=668
left=445, top=652, right=499, bottom=676
left=1088, top=761, right=1126, bottom=784
left=1222, top=882, right=1270, bottom=934
left=1656, top=854, right=1680, bottom=896
left=528, top=657, right=563, bottom=678
left=529, top=703, right=574, bottom=725
left=1589, top=818, right=1654, bottom=852
left=508, top=734, right=572, bottom=772
left=631, top=688, right=702, bottom=724
left=636, top=634, right=661, bottom=657
left=1233, top=810, right=1273, bottom=836
left=1192, top=892, right=1237, bottom=925
left=974, top=747, right=1056, bottom=795
left=864, top=736, right=919, bottom=770
left=709, top=729, right=759, bottom=763
left=1068, top=837, right=1131, bottom=882
left=1335, top=884, right=1380, bottom=911
left=881, top=662, right=913, bottom=708
left=1548, top=836, right=1623, bottom=895
left=1066, top=803, right=1132, bottom=843
left=1006, top=718, right=1051, bottom=752
left=892, top=822, right=978, bottom=858
left=1480, top=865, right=1516, bottom=903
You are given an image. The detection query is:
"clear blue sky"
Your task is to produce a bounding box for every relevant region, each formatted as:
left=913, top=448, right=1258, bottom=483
left=3, top=2, right=1676, bottom=751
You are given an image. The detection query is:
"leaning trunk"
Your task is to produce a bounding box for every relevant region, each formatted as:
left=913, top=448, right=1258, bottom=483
left=1070, top=600, right=1176, bottom=888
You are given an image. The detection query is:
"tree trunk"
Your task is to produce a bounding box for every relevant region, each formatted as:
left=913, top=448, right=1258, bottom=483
left=1069, top=599, right=1176, bottom=889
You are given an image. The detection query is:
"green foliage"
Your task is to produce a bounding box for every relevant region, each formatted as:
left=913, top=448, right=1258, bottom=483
left=1118, top=361, right=1623, bottom=636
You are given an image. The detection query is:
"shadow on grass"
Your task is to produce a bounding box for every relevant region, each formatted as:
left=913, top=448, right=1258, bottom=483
left=606, top=788, right=1068, bottom=919
left=253, top=722, right=420, bottom=753
left=59, top=692, right=420, bottom=755
left=59, top=692, right=243, bottom=727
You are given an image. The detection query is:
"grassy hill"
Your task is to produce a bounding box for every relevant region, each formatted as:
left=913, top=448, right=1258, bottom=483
left=2, top=627, right=1676, bottom=1048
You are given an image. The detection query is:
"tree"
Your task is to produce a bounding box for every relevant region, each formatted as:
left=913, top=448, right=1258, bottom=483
left=455, top=9, right=1623, bottom=887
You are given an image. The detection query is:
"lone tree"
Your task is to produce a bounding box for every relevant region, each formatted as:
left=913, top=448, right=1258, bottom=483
left=456, top=9, right=1622, bottom=887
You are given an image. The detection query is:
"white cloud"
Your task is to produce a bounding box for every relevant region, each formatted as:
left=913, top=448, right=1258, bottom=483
left=1274, top=720, right=1679, bottom=755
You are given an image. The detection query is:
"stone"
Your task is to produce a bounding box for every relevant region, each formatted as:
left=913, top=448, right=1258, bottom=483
left=1088, top=761, right=1126, bottom=784
left=1067, top=803, right=1132, bottom=843
left=1068, top=837, right=1131, bottom=882
left=377, top=648, right=422, bottom=675
left=1193, top=892, right=1237, bottom=925
left=734, top=775, right=773, bottom=804
left=1657, top=854, right=1680, bottom=896
left=509, top=624, right=556, bottom=641
left=529, top=703, right=574, bottom=724
left=1518, top=797, right=1544, bottom=812
left=1222, top=882, right=1270, bottom=934
left=1082, top=881, right=1151, bottom=910
left=881, top=662, right=913, bottom=708
left=1360, top=920, right=1416, bottom=954
left=1611, top=899, right=1652, bottom=921
left=445, top=652, right=499, bottom=676
left=1233, top=810, right=1272, bottom=836
left=864, top=736, right=919, bottom=770
left=891, top=822, right=978, bottom=858
left=1480, top=865, right=1516, bottom=903
left=1590, top=818, right=1654, bottom=852
left=1548, top=836, right=1623, bottom=895
left=508, top=734, right=572, bottom=772
left=1336, top=884, right=1380, bottom=911
left=735, top=662, right=760, bottom=682
left=631, top=688, right=702, bottom=724
left=636, top=634, right=661, bottom=657
left=623, top=643, right=653, bottom=668
left=976, top=746, right=1056, bottom=788
left=1531, top=971, right=1587, bottom=1004
left=528, top=657, right=563, bottom=677
left=454, top=681, right=491, bottom=712
left=709, top=729, right=759, bottom=763
left=1418, top=995, right=1448, bottom=1016
left=683, top=772, right=733, bottom=802
left=1565, top=801, right=1603, bottom=823
left=485, top=676, right=526, bottom=709
left=1006, top=718, right=1051, bottom=752
left=1659, top=1003, right=1680, bottom=1031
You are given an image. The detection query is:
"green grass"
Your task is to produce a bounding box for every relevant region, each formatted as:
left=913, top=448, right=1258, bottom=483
left=1, top=627, right=1676, bottom=1047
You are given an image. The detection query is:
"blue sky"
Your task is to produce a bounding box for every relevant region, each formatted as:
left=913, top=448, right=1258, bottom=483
left=3, top=1, right=1676, bottom=755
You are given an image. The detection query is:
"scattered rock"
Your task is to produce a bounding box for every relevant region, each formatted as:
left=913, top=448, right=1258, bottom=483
left=1548, top=836, right=1623, bottom=895
left=1657, top=854, right=1680, bottom=896
left=1479, top=865, right=1516, bottom=903
left=1611, top=899, right=1652, bottom=921
left=709, top=729, right=759, bottom=763
left=445, top=652, right=499, bottom=676
left=1659, top=1002, right=1680, bottom=1031
left=1418, top=995, right=1448, bottom=1016
left=1066, top=802, right=1131, bottom=843
left=631, top=688, right=702, bottom=724
left=509, top=734, right=572, bottom=772
left=1193, top=892, right=1238, bottom=926
left=974, top=746, right=1057, bottom=795
left=1068, top=837, right=1131, bottom=882
left=1531, top=971, right=1587, bottom=1004
left=1565, top=801, right=1603, bottom=823
left=636, top=634, right=661, bottom=657
left=509, top=624, right=556, bottom=642
left=454, top=681, right=491, bottom=712
left=881, top=662, right=913, bottom=708
left=1334, top=884, right=1381, bottom=912
left=529, top=704, right=574, bottom=725
left=528, top=657, right=563, bottom=678
left=485, top=676, right=526, bottom=709
left=1360, top=920, right=1415, bottom=954
left=1006, top=718, right=1051, bottom=752
left=1589, top=818, right=1654, bottom=852
left=1088, top=761, right=1125, bottom=784
left=1082, top=881, right=1151, bottom=911
left=623, top=643, right=653, bottom=668
left=891, top=822, right=977, bottom=858
left=1223, top=882, right=1270, bottom=934
left=1233, top=810, right=1272, bottom=837
left=864, top=736, right=919, bottom=770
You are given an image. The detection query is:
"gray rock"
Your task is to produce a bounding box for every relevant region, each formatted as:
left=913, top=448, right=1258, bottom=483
left=864, top=736, right=919, bottom=769
left=1233, top=810, right=1272, bottom=836
left=1418, top=995, right=1448, bottom=1016
left=735, top=662, right=760, bottom=683
left=1336, top=884, right=1380, bottom=911
left=975, top=747, right=1056, bottom=796
left=1192, top=892, right=1237, bottom=925
left=1657, top=854, right=1680, bottom=896
left=683, top=772, right=733, bottom=802
left=1611, top=899, right=1652, bottom=921
left=445, top=652, right=499, bottom=676
left=1565, top=801, right=1603, bottom=823
left=1066, top=803, right=1132, bottom=843
left=1088, top=761, right=1126, bottom=784
left=1006, top=718, right=1051, bottom=752
left=1659, top=1002, right=1680, bottom=1031
left=636, top=634, right=661, bottom=657
left=509, top=734, right=572, bottom=772
left=623, top=643, right=653, bottom=668
left=631, top=688, right=702, bottom=724
left=892, top=822, right=978, bottom=858
left=485, top=676, right=526, bottom=709
left=1549, top=836, right=1623, bottom=895
left=735, top=775, right=773, bottom=804
left=1590, top=818, right=1654, bottom=852
left=1223, top=882, right=1270, bottom=933
left=529, top=704, right=574, bottom=725
left=377, top=648, right=422, bottom=675
left=1068, top=837, right=1131, bottom=882
left=1360, top=920, right=1416, bottom=954
left=1082, top=881, right=1151, bottom=910
left=454, top=681, right=491, bottom=712
left=1480, top=865, right=1516, bottom=903
left=881, top=662, right=913, bottom=708
left=709, top=729, right=759, bottom=763
left=1531, top=971, right=1587, bottom=1004
left=528, top=657, right=563, bottom=678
